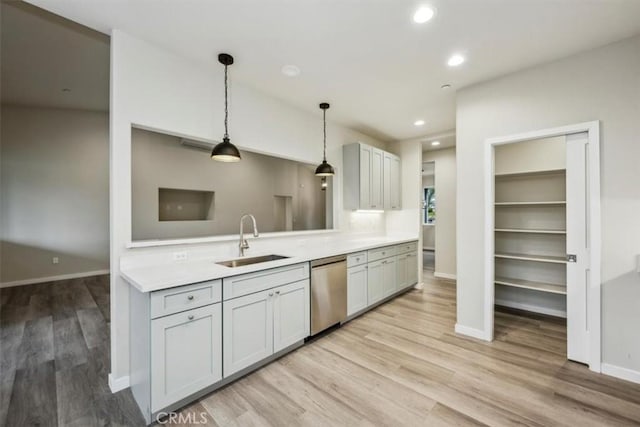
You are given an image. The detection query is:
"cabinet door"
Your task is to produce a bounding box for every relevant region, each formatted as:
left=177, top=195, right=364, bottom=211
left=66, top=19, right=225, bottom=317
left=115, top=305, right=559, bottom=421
left=371, top=148, right=384, bottom=209
left=223, top=290, right=273, bottom=377
left=381, top=257, right=397, bottom=298
left=347, top=264, right=368, bottom=316
left=359, top=145, right=372, bottom=209
left=367, top=260, right=384, bottom=305
left=407, top=252, right=418, bottom=287
left=390, top=155, right=401, bottom=210
left=396, top=254, right=409, bottom=290
left=383, top=153, right=401, bottom=210
left=151, top=304, right=222, bottom=411
left=273, top=280, right=310, bottom=353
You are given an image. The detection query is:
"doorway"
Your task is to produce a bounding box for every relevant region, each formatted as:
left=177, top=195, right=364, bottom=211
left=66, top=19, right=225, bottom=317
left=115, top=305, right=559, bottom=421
left=484, top=121, right=601, bottom=371
left=422, top=161, right=436, bottom=271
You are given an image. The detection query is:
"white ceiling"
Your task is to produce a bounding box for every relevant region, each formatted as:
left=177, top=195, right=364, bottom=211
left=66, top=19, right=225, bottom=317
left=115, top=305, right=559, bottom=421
left=1, top=2, right=109, bottom=111
left=17, top=0, right=640, bottom=141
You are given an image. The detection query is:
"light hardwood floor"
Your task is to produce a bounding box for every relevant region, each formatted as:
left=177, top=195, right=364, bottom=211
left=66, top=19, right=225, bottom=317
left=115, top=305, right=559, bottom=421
left=2, top=273, right=639, bottom=426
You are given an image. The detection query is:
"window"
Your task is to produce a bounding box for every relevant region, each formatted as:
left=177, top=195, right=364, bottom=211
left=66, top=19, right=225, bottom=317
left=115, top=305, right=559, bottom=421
left=423, top=187, right=436, bottom=224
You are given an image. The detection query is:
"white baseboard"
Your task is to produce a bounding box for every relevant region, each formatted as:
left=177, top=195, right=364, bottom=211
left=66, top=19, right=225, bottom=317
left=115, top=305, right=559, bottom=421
left=0, top=269, right=110, bottom=288
left=601, top=363, right=640, bottom=385
left=108, top=373, right=130, bottom=393
left=434, top=271, right=457, bottom=280
left=495, top=299, right=567, bottom=318
left=455, top=323, right=491, bottom=341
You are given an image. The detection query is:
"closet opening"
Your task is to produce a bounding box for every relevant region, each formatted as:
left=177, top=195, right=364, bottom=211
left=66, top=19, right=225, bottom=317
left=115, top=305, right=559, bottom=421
left=484, top=122, right=601, bottom=372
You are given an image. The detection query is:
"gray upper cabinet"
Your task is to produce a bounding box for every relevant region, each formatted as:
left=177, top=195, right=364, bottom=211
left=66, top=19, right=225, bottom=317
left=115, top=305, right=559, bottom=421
left=383, top=152, right=401, bottom=210
left=344, top=142, right=401, bottom=211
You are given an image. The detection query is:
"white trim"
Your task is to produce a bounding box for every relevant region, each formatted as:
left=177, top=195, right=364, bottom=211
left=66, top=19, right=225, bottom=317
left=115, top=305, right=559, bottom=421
left=483, top=120, right=601, bottom=373
left=434, top=272, right=457, bottom=280
left=601, top=363, right=640, bottom=385
left=108, top=373, right=130, bottom=392
left=495, top=299, right=567, bottom=318
left=455, top=323, right=491, bottom=341
left=0, top=269, right=110, bottom=288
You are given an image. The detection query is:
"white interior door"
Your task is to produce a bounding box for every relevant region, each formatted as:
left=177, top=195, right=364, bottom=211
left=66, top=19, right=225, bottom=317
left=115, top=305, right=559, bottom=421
left=566, top=132, right=590, bottom=364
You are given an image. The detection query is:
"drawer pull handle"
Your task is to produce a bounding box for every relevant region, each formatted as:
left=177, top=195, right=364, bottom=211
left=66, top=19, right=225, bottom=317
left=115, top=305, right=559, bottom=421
left=187, top=295, right=194, bottom=300
left=188, top=315, right=194, bottom=320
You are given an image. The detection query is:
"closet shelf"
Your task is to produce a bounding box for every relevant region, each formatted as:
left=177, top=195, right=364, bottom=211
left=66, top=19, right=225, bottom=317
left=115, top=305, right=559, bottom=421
left=494, top=252, right=567, bottom=264
left=495, top=276, right=567, bottom=295
left=495, top=228, right=566, bottom=235
left=494, top=168, right=566, bottom=178
left=494, top=201, right=566, bottom=206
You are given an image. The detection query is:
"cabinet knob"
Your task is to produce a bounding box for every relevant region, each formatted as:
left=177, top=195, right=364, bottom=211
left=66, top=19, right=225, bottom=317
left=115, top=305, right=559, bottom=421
left=382, top=252, right=385, bottom=255
left=356, top=257, right=360, bottom=261
left=188, top=315, right=194, bottom=320
left=269, top=292, right=274, bottom=297
left=276, top=290, right=280, bottom=295
left=187, top=295, right=194, bottom=300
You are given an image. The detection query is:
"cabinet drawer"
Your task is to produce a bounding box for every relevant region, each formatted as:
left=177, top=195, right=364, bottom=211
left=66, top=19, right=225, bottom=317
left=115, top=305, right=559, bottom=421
left=347, top=252, right=367, bottom=268
left=151, top=280, right=222, bottom=319
left=367, top=246, right=396, bottom=262
left=396, top=241, right=418, bottom=255
left=223, top=262, right=309, bottom=301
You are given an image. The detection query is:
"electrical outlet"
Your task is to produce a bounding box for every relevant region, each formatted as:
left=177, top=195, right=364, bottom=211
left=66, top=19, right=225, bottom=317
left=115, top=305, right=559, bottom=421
left=52, top=257, right=59, bottom=264
left=173, top=251, right=187, bottom=262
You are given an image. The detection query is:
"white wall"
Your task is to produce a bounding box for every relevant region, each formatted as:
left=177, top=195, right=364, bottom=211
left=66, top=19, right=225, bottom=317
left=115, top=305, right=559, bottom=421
left=422, top=147, right=456, bottom=277
left=1, top=106, right=109, bottom=285
left=109, top=31, right=388, bottom=383
left=456, top=35, right=640, bottom=373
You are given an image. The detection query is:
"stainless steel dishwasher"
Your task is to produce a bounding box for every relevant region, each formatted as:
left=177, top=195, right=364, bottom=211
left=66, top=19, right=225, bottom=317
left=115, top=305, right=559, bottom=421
left=310, top=255, right=347, bottom=335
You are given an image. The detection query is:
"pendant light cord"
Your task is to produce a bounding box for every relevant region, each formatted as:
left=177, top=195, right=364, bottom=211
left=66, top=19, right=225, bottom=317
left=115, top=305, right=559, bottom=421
left=224, top=64, right=229, bottom=138
left=323, top=108, right=327, bottom=161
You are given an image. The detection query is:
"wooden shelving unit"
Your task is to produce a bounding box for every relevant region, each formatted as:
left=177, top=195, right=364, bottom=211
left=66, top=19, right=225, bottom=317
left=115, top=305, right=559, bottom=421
left=494, top=157, right=568, bottom=316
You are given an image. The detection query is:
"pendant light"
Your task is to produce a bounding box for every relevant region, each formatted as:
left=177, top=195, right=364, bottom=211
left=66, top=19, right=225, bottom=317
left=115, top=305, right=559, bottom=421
left=315, top=102, right=335, bottom=176
left=211, top=53, right=241, bottom=162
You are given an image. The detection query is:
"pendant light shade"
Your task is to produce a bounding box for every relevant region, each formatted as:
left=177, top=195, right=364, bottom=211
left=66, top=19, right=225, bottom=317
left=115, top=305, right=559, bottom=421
left=315, top=102, right=335, bottom=176
left=211, top=53, right=241, bottom=162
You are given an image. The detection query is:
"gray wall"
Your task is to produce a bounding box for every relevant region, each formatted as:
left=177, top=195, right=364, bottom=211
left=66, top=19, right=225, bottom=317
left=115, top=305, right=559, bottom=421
left=456, top=35, right=640, bottom=372
left=131, top=128, right=328, bottom=241
left=423, top=148, right=456, bottom=277
left=1, top=106, right=109, bottom=284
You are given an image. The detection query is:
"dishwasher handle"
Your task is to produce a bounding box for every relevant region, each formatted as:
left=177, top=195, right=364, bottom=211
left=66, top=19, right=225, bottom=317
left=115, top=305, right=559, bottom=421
left=311, top=255, right=347, bottom=268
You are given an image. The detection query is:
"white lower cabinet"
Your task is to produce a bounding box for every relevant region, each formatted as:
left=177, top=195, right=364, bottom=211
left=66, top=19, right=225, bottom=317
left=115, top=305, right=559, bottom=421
left=407, top=252, right=418, bottom=286
left=223, top=279, right=310, bottom=377
left=273, top=280, right=310, bottom=353
left=367, top=259, right=384, bottom=305
left=223, top=289, right=273, bottom=377
left=396, top=253, right=409, bottom=289
left=381, top=258, right=397, bottom=298
left=347, top=264, right=368, bottom=315
left=151, top=303, right=222, bottom=411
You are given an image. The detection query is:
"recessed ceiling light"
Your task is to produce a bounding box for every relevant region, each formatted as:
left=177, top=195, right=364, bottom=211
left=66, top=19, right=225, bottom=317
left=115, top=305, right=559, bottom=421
left=441, top=84, right=451, bottom=89
left=414, top=119, right=425, bottom=126
left=281, top=65, right=301, bottom=77
left=431, top=141, right=441, bottom=146
left=447, top=54, right=465, bottom=67
left=413, top=6, right=435, bottom=24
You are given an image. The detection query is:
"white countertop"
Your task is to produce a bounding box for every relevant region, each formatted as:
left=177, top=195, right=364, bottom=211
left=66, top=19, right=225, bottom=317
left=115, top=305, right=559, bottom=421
left=121, top=234, right=418, bottom=293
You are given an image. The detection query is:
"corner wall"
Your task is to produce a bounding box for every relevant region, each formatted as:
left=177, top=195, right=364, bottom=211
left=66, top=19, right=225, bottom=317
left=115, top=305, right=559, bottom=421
left=1, top=106, right=109, bottom=285
left=109, top=31, right=387, bottom=383
left=456, top=35, right=640, bottom=374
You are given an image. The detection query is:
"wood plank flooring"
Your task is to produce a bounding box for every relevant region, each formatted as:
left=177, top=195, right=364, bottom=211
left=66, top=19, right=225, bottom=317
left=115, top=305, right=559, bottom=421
left=2, top=272, right=640, bottom=426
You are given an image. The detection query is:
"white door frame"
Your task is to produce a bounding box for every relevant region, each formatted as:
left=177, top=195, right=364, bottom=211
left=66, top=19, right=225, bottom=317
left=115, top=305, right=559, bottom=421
left=483, top=120, right=601, bottom=372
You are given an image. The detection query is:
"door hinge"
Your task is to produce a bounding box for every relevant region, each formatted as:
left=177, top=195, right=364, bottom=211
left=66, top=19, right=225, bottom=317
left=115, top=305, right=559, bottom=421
left=567, top=254, right=577, bottom=263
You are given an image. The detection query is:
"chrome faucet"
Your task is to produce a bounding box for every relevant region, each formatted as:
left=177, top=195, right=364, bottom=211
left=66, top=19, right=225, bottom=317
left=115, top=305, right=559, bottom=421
left=238, top=214, right=259, bottom=256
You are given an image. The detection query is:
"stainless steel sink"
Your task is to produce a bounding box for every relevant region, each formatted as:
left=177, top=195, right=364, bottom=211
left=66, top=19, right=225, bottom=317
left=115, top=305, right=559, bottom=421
left=216, top=254, right=290, bottom=268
